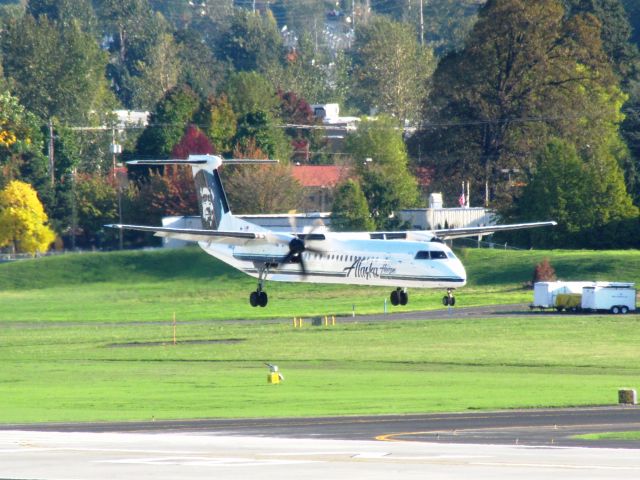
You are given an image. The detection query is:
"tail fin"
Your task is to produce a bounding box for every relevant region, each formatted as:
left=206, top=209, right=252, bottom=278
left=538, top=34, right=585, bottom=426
left=128, top=155, right=276, bottom=231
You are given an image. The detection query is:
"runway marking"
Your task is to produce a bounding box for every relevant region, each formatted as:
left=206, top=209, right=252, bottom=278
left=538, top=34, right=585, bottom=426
left=376, top=422, right=640, bottom=443
left=473, top=462, right=640, bottom=471
left=96, top=456, right=318, bottom=467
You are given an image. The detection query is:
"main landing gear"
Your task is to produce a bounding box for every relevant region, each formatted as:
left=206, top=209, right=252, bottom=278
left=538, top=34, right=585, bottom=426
left=390, top=288, right=408, bottom=306
left=442, top=288, right=456, bottom=307
left=249, top=265, right=269, bottom=308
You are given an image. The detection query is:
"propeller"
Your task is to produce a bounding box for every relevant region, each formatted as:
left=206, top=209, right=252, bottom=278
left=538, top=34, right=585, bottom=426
left=282, top=214, right=325, bottom=277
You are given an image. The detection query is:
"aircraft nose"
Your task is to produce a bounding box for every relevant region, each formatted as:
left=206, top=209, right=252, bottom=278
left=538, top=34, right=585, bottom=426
left=450, top=258, right=467, bottom=286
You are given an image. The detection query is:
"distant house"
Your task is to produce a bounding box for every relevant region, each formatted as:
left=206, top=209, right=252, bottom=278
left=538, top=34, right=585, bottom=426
left=112, top=110, right=149, bottom=130
left=291, top=164, right=353, bottom=212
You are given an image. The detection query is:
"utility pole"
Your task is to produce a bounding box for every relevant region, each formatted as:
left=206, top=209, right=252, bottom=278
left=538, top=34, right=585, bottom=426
left=71, top=168, right=77, bottom=250
left=48, top=119, right=55, bottom=187
left=419, top=0, right=425, bottom=46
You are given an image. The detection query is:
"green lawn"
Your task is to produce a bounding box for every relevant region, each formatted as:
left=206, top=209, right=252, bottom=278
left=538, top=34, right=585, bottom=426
left=0, top=247, right=638, bottom=322
left=1, top=315, right=639, bottom=423
left=0, top=247, right=638, bottom=423
left=574, top=432, right=640, bottom=441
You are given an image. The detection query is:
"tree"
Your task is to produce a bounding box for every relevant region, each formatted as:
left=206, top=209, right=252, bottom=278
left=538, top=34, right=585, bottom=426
left=564, top=0, right=639, bottom=78
left=1, top=15, right=115, bottom=123
left=234, top=111, right=293, bottom=162
left=199, top=94, right=237, bottom=154
left=277, top=90, right=326, bottom=163
left=130, top=33, right=182, bottom=110
left=267, top=33, right=329, bottom=104
left=136, top=85, right=200, bottom=157
left=172, top=124, right=215, bottom=159
left=414, top=0, right=619, bottom=207
left=0, top=91, right=50, bottom=206
left=345, top=116, right=420, bottom=229
left=0, top=180, right=55, bottom=254
left=509, top=139, right=638, bottom=247
left=371, top=0, right=482, bottom=55
left=330, top=179, right=375, bottom=231
left=174, top=29, right=223, bottom=100
left=622, top=0, right=640, bottom=47
left=224, top=71, right=280, bottom=119
left=73, top=173, right=120, bottom=249
left=223, top=163, right=302, bottom=214
left=27, top=0, right=97, bottom=32
left=270, top=0, right=325, bottom=40
left=350, top=15, right=435, bottom=123
left=94, top=0, right=172, bottom=108
left=215, top=9, right=283, bottom=73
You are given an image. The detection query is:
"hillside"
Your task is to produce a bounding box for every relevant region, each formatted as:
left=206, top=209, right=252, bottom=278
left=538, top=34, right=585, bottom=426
left=1, top=247, right=638, bottom=291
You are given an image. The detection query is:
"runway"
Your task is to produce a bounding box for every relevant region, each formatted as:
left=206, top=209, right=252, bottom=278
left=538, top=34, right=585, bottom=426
left=3, top=407, right=640, bottom=478
left=3, top=406, right=640, bottom=447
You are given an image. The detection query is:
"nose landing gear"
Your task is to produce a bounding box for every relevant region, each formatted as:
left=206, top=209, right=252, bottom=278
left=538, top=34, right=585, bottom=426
left=442, top=289, right=456, bottom=307
left=390, top=288, right=408, bottom=306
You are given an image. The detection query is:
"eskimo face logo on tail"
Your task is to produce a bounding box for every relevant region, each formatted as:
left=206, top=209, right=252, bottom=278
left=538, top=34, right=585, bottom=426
left=200, top=186, right=215, bottom=227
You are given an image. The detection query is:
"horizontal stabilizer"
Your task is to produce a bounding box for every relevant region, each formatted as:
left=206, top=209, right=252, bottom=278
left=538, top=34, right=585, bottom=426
left=126, top=155, right=278, bottom=167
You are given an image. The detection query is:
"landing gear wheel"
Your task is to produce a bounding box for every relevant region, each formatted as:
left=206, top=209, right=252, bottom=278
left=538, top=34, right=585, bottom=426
left=399, top=290, right=408, bottom=305
left=443, top=289, right=455, bottom=307
left=258, top=291, right=268, bottom=307
left=250, top=291, right=259, bottom=307
left=390, top=290, right=399, bottom=306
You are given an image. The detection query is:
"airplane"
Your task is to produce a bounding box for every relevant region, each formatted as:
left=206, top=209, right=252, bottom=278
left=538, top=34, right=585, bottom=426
left=108, top=155, right=556, bottom=308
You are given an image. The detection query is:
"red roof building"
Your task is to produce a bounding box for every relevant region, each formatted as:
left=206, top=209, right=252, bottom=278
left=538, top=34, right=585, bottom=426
left=291, top=164, right=354, bottom=211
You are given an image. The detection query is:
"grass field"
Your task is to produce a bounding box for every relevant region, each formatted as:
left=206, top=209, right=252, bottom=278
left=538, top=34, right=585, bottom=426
left=574, top=432, right=640, bottom=441
left=0, top=247, right=638, bottom=322
left=0, top=247, right=639, bottom=423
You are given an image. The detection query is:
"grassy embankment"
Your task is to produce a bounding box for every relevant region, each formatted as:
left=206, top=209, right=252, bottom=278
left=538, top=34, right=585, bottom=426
left=0, top=247, right=638, bottom=322
left=0, top=248, right=638, bottom=423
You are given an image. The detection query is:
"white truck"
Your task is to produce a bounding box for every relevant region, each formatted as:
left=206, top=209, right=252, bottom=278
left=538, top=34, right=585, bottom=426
left=581, top=283, right=636, bottom=314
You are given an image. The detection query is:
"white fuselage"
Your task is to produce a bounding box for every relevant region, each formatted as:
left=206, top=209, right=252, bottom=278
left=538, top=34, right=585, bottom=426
left=198, top=232, right=467, bottom=289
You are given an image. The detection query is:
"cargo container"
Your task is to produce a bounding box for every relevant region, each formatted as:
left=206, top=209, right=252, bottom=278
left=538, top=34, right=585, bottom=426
left=581, top=283, right=636, bottom=314
left=531, top=281, right=595, bottom=310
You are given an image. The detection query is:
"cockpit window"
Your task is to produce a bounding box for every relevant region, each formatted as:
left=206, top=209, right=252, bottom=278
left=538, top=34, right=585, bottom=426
left=447, top=251, right=457, bottom=259
left=415, top=250, right=448, bottom=260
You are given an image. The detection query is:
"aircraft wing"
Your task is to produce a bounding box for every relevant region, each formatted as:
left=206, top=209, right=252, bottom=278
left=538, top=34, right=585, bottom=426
left=432, top=221, right=557, bottom=240
left=106, top=224, right=293, bottom=245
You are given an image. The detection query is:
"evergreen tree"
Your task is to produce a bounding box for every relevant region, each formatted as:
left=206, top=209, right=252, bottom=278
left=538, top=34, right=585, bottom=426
left=510, top=139, right=638, bottom=247
left=345, top=116, right=420, bottom=230
left=331, top=180, right=375, bottom=231
left=135, top=85, right=200, bottom=157
left=215, top=9, right=283, bottom=73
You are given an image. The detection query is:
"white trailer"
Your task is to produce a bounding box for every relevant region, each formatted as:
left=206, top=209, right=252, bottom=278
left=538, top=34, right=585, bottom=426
left=581, top=283, right=636, bottom=314
left=532, top=281, right=595, bottom=310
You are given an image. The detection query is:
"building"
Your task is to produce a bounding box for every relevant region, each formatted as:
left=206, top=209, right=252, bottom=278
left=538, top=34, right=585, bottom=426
left=291, top=164, right=353, bottom=212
